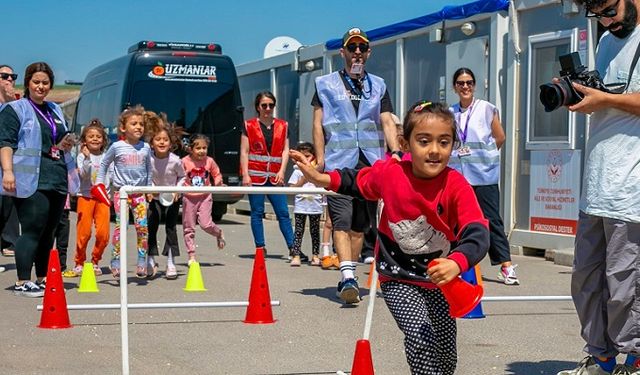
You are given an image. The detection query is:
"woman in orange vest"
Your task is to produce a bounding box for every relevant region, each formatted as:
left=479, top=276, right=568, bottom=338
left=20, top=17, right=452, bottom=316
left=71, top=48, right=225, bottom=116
left=240, top=91, right=300, bottom=260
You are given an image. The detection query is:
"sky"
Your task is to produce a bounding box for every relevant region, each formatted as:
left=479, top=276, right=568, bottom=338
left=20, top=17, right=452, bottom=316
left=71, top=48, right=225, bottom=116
left=4, top=0, right=471, bottom=84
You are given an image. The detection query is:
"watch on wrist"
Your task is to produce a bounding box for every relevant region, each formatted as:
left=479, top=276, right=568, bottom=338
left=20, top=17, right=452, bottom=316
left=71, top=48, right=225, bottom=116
left=391, top=150, right=404, bottom=159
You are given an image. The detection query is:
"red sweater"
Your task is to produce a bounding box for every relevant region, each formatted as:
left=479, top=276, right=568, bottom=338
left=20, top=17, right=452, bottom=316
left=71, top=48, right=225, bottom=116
left=328, top=158, right=489, bottom=288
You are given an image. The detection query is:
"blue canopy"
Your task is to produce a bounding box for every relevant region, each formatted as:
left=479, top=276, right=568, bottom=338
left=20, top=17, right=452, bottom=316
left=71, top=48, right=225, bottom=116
left=325, top=0, right=510, bottom=50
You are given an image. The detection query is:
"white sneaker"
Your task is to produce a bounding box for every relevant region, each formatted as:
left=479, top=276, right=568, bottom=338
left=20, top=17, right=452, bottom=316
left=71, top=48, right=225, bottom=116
left=0, top=266, right=5, bottom=273
left=557, top=357, right=612, bottom=375
left=498, top=264, right=520, bottom=285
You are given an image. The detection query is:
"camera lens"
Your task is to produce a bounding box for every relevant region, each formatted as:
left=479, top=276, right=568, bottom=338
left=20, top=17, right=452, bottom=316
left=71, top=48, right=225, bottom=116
left=539, top=83, right=564, bottom=112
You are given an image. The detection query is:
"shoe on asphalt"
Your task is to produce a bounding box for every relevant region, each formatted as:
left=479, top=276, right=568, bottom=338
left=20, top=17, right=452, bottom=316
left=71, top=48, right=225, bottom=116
left=290, top=256, right=301, bottom=267
left=147, top=259, right=158, bottom=279
left=299, top=253, right=309, bottom=263
left=336, top=278, right=361, bottom=304
left=364, top=256, right=375, bottom=264
left=13, top=281, right=44, bottom=298
left=35, top=279, right=46, bottom=289
left=321, top=255, right=334, bottom=270
left=557, top=356, right=613, bottom=375
left=613, top=364, right=640, bottom=375
left=0, top=266, right=5, bottom=273
left=2, top=248, right=14, bottom=257
left=136, top=264, right=147, bottom=279
left=310, top=255, right=321, bottom=266
left=165, top=264, right=178, bottom=280
left=93, top=263, right=103, bottom=276
left=498, top=264, right=520, bottom=285
left=110, top=259, right=120, bottom=280
left=63, top=265, right=83, bottom=278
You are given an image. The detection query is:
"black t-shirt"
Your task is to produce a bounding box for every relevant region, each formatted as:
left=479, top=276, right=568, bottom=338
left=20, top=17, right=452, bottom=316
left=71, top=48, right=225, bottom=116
left=311, top=70, right=394, bottom=114
left=241, top=120, right=289, bottom=151
left=0, top=104, right=68, bottom=194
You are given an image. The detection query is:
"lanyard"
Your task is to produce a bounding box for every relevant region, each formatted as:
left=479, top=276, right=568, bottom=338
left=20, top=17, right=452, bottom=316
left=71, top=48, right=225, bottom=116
left=342, top=69, right=371, bottom=100
left=458, top=99, right=476, bottom=144
left=28, top=99, right=57, bottom=142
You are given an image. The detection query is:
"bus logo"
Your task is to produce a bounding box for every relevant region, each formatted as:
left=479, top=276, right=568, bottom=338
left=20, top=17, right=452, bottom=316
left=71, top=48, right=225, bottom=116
left=148, top=62, right=217, bottom=82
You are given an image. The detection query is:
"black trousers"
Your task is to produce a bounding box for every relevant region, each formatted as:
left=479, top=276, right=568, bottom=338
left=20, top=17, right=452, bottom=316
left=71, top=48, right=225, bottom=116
left=54, top=209, right=70, bottom=271
left=292, top=213, right=321, bottom=256
left=472, top=184, right=511, bottom=265
left=147, top=199, right=181, bottom=257
left=0, top=195, right=19, bottom=249
left=13, top=190, right=66, bottom=280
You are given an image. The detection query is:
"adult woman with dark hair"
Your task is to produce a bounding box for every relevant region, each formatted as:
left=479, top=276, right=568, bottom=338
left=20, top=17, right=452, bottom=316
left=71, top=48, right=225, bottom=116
left=239, top=91, right=300, bottom=260
left=0, top=62, right=79, bottom=297
left=449, top=67, right=519, bottom=285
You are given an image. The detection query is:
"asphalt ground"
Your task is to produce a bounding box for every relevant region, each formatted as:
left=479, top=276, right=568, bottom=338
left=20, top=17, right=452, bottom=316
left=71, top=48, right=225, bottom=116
left=0, top=212, right=589, bottom=375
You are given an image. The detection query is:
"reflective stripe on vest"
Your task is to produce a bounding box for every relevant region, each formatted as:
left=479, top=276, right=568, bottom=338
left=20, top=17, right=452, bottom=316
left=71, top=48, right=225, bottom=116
left=315, top=71, right=386, bottom=171
left=245, top=117, right=287, bottom=185
left=449, top=99, right=501, bottom=186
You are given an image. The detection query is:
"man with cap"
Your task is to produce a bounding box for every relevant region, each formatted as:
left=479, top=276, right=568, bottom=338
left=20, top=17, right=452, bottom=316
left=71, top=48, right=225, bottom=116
left=311, top=27, right=401, bottom=304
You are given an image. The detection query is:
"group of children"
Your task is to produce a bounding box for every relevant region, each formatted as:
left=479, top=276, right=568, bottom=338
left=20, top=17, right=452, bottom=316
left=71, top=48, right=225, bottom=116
left=60, top=105, right=226, bottom=280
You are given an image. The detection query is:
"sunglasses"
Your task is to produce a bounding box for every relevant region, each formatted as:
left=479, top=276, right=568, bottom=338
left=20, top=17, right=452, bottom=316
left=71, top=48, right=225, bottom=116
left=0, top=72, right=18, bottom=81
left=345, top=43, right=369, bottom=53
left=455, top=80, right=475, bottom=88
left=585, top=0, right=619, bottom=19
left=260, top=103, right=275, bottom=109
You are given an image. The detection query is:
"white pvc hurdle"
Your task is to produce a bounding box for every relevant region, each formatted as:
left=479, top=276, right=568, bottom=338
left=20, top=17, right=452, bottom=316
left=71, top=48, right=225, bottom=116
left=116, top=185, right=334, bottom=375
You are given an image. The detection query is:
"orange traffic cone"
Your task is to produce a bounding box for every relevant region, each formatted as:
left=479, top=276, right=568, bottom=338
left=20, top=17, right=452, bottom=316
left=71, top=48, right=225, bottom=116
left=428, top=260, right=483, bottom=318
left=366, top=261, right=380, bottom=289
left=38, top=248, right=72, bottom=329
left=243, top=247, right=276, bottom=324
left=351, top=339, right=375, bottom=375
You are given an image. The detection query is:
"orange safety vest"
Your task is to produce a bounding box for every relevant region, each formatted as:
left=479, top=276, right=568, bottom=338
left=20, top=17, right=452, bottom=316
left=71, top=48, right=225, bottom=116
left=246, top=117, right=287, bottom=185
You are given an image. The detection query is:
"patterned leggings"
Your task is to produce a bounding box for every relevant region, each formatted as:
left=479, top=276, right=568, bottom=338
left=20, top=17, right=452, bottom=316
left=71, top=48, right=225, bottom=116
left=111, top=192, right=148, bottom=263
left=292, top=213, right=321, bottom=256
left=380, top=281, right=457, bottom=375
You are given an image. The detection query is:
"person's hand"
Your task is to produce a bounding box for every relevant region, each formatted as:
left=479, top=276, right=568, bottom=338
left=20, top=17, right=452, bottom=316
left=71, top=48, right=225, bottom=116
left=58, top=133, right=77, bottom=153
left=289, top=150, right=327, bottom=187
left=81, top=144, right=90, bottom=158
left=273, top=171, right=285, bottom=186
left=568, top=82, right=609, bottom=114
left=427, top=258, right=461, bottom=286
left=2, top=170, right=15, bottom=193
left=242, top=174, right=251, bottom=186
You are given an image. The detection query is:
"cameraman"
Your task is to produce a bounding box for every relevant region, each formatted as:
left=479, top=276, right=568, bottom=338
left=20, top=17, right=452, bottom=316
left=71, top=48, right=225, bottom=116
left=558, top=1, right=640, bottom=374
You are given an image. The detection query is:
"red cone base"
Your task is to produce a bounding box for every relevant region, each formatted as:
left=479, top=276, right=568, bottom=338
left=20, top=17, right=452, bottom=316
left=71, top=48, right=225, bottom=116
left=351, top=339, right=375, bottom=375
left=243, top=247, right=276, bottom=324
left=38, top=248, right=72, bottom=329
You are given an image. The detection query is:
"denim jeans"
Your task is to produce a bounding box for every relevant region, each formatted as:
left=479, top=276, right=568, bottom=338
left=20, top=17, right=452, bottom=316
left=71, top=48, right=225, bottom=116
left=248, top=181, right=294, bottom=250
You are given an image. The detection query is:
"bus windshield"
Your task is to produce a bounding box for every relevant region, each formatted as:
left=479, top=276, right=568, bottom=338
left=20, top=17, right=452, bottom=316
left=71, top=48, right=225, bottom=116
left=128, top=54, right=242, bottom=174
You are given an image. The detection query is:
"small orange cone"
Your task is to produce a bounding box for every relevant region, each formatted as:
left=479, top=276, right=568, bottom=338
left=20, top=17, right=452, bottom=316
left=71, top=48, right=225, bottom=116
left=243, top=247, right=276, bottom=324
left=366, top=261, right=380, bottom=289
left=38, top=248, right=72, bottom=329
left=351, top=339, right=375, bottom=375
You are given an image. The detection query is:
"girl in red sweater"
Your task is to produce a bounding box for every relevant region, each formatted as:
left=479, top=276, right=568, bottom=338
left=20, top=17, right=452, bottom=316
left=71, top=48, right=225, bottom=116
left=290, top=101, right=489, bottom=375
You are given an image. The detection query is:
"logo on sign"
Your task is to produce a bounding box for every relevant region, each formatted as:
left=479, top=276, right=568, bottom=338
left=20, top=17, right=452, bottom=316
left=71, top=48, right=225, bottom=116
left=546, top=150, right=562, bottom=183
left=148, top=62, right=217, bottom=82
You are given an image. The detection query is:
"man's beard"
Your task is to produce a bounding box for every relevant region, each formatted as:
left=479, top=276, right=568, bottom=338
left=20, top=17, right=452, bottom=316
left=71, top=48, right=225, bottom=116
left=609, top=0, right=638, bottom=38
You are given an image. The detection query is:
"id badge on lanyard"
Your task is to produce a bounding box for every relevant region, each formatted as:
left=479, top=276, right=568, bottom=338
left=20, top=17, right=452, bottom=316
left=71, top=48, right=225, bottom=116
left=28, top=100, right=61, bottom=160
left=457, top=100, right=475, bottom=158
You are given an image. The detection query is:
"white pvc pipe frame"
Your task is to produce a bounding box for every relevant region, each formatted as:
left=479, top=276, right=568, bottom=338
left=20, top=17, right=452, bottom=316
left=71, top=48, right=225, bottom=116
left=116, top=186, right=334, bottom=375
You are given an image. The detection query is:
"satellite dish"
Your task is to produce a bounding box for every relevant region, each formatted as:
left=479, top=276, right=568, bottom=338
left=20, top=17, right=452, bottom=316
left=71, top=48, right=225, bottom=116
left=263, top=36, right=302, bottom=58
